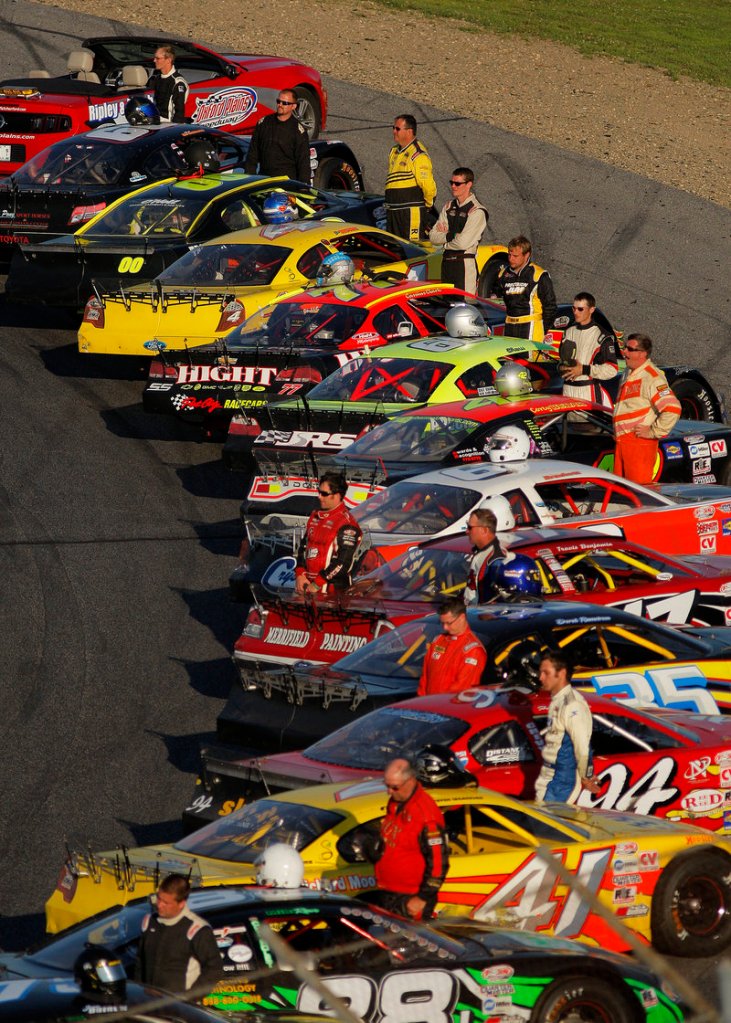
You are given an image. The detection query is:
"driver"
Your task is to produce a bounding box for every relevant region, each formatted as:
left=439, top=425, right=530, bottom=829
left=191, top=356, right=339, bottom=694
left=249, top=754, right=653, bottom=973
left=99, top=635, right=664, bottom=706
left=417, top=597, right=486, bottom=695
left=148, top=44, right=189, bottom=123
left=294, top=472, right=362, bottom=595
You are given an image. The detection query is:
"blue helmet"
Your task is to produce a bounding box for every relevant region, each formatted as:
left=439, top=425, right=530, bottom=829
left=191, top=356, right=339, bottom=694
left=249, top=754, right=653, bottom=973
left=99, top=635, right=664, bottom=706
left=124, top=97, right=160, bottom=125
left=262, top=193, right=296, bottom=224
left=316, top=251, right=355, bottom=286
left=486, top=555, right=542, bottom=597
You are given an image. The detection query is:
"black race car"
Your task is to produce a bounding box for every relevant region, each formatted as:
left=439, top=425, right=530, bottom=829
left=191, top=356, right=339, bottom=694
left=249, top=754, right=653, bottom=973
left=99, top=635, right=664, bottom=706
left=0, top=888, right=686, bottom=1023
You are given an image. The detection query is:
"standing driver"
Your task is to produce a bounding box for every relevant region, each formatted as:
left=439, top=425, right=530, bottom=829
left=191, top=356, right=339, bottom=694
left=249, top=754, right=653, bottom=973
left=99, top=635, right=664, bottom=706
left=245, top=89, right=311, bottom=183
left=417, top=597, right=486, bottom=695
left=294, top=472, right=362, bottom=595
left=429, top=167, right=488, bottom=295
left=559, top=291, right=619, bottom=408
left=385, top=114, right=437, bottom=242
left=372, top=758, right=449, bottom=920
left=463, top=508, right=507, bottom=605
left=480, top=235, right=557, bottom=342
left=148, top=45, right=189, bottom=123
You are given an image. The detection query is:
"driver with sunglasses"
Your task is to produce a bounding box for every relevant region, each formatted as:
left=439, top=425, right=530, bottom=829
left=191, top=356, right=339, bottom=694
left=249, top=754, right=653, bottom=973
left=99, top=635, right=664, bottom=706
left=245, top=89, right=311, bottom=183
left=294, top=472, right=362, bottom=595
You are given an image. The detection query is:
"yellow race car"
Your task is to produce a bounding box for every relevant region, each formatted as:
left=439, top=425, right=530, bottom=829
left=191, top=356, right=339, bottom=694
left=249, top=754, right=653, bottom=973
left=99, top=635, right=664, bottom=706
left=77, top=221, right=507, bottom=356
left=47, top=781, right=731, bottom=960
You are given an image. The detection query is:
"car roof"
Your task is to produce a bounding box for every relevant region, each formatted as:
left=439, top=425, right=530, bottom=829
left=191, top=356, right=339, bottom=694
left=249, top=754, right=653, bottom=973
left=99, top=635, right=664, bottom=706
left=417, top=526, right=661, bottom=558
left=358, top=334, right=545, bottom=364
left=276, top=280, right=474, bottom=309
left=396, top=394, right=603, bottom=422
left=392, top=457, right=623, bottom=487
left=199, top=219, right=374, bottom=247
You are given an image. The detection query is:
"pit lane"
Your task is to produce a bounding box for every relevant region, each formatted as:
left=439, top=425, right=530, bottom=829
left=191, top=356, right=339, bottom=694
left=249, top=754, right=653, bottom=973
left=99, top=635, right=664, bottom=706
left=0, top=0, right=729, bottom=1006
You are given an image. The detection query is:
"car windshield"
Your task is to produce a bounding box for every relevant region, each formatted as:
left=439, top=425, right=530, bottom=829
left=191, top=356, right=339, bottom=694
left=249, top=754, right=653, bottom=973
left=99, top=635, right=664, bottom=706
left=157, top=242, right=290, bottom=287
left=175, top=799, right=343, bottom=862
left=334, top=618, right=442, bottom=679
left=350, top=545, right=470, bottom=601
left=353, top=480, right=479, bottom=535
left=305, top=706, right=469, bottom=768
left=226, top=301, right=368, bottom=348
left=345, top=415, right=476, bottom=462
left=307, top=357, right=452, bottom=404
left=27, top=902, right=149, bottom=968
left=13, top=139, right=131, bottom=186
left=84, top=192, right=210, bottom=238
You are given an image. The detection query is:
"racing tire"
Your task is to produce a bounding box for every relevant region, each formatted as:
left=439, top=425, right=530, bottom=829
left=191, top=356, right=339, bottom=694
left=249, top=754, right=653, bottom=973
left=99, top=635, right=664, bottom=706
left=477, top=254, right=508, bottom=300
left=313, top=155, right=360, bottom=192
left=530, top=975, right=635, bottom=1023
left=670, top=376, right=721, bottom=422
left=651, top=849, right=731, bottom=956
left=295, top=87, right=322, bottom=140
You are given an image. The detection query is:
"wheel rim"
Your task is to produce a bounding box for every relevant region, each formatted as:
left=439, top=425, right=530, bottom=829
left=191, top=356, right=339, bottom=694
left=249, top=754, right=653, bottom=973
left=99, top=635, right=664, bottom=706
left=296, top=96, right=317, bottom=136
left=679, top=396, right=703, bottom=418
left=675, top=873, right=729, bottom=936
left=553, top=998, right=614, bottom=1023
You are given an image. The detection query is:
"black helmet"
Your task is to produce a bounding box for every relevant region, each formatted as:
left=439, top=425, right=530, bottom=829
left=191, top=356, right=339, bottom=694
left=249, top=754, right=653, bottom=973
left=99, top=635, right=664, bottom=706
left=415, top=744, right=476, bottom=787
left=74, top=944, right=127, bottom=1000
left=124, top=97, right=161, bottom=125
left=185, top=139, right=220, bottom=174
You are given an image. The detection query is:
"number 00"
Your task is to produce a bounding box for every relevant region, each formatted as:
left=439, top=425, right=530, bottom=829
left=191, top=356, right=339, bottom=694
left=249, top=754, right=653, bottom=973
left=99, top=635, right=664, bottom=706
left=117, top=256, right=145, bottom=273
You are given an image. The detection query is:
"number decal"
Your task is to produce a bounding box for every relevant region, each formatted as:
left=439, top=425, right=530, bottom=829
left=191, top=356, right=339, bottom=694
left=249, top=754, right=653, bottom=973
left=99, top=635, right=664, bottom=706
left=408, top=337, right=462, bottom=353
left=298, top=976, right=376, bottom=1018
left=590, top=664, right=719, bottom=714
left=117, top=256, right=145, bottom=273
left=297, top=971, right=455, bottom=1023
left=185, top=793, right=214, bottom=814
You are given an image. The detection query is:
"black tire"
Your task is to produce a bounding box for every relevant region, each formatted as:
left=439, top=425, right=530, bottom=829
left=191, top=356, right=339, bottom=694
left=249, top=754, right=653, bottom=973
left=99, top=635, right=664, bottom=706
left=531, top=975, right=635, bottom=1023
left=295, top=87, right=322, bottom=140
left=313, top=155, right=360, bottom=192
left=477, top=254, right=508, bottom=299
left=670, top=375, right=721, bottom=422
left=651, top=849, right=731, bottom=956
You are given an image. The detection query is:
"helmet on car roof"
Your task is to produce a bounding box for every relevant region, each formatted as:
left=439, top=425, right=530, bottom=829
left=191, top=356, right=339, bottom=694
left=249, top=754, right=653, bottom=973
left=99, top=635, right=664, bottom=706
left=74, top=945, right=127, bottom=1001
left=262, top=192, right=296, bottom=223
left=255, top=843, right=305, bottom=888
left=488, top=424, right=534, bottom=463
left=124, top=97, right=160, bottom=125
left=316, top=251, right=355, bottom=286
left=494, top=362, right=533, bottom=397
left=445, top=304, right=487, bottom=338
left=185, top=138, right=220, bottom=174
left=486, top=554, right=542, bottom=597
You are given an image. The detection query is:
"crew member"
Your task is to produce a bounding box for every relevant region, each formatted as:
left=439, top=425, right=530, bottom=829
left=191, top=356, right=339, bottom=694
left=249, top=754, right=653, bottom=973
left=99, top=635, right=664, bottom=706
left=417, top=597, right=486, bottom=695
left=294, top=472, right=362, bottom=594
left=385, top=114, right=437, bottom=242
left=245, top=89, right=310, bottom=183
left=560, top=291, right=619, bottom=407
left=613, top=333, right=681, bottom=484
left=534, top=652, right=600, bottom=803
left=373, top=758, right=449, bottom=920
left=463, top=508, right=507, bottom=605
left=429, top=167, right=488, bottom=294
left=148, top=45, right=189, bottom=123
left=480, top=235, right=557, bottom=341
left=137, top=873, right=223, bottom=996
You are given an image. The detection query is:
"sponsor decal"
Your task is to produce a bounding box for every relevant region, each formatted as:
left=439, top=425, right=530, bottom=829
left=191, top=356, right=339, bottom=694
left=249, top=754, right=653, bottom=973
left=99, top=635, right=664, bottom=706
left=719, top=503, right=731, bottom=513
left=685, top=757, right=711, bottom=781
left=663, top=442, right=683, bottom=460
left=684, top=434, right=705, bottom=444
left=725, top=608, right=731, bottom=625
left=681, top=789, right=724, bottom=812
left=177, top=364, right=277, bottom=385
left=144, top=339, right=166, bottom=351
left=261, top=556, right=297, bottom=593
left=88, top=97, right=129, bottom=121
left=621, top=904, right=650, bottom=918
left=720, top=766, right=731, bottom=788
left=264, top=627, right=309, bottom=648
left=612, top=886, right=637, bottom=904
left=695, top=474, right=717, bottom=484
left=723, top=519, right=731, bottom=536
left=612, top=874, right=642, bottom=885
left=226, top=944, right=254, bottom=964
left=710, top=438, right=728, bottom=457
left=640, top=989, right=660, bottom=1007
left=689, top=442, right=711, bottom=457
left=254, top=429, right=357, bottom=450
left=320, top=633, right=368, bottom=654
left=700, top=534, right=717, bottom=552
left=482, top=965, right=515, bottom=982
left=615, top=841, right=638, bottom=854
left=716, top=751, right=731, bottom=765
left=694, top=505, right=715, bottom=520
left=193, top=87, right=258, bottom=129
left=693, top=457, right=712, bottom=474
left=720, top=582, right=731, bottom=594
left=171, top=394, right=223, bottom=413
left=697, top=520, right=719, bottom=535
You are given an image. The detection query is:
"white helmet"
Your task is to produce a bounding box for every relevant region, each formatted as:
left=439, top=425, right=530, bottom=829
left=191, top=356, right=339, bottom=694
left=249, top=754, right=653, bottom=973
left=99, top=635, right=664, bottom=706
left=255, top=843, right=305, bottom=888
left=445, top=304, right=488, bottom=338
left=488, top=425, right=532, bottom=464
left=316, top=252, right=355, bottom=286
left=480, top=495, right=516, bottom=531
left=495, top=362, right=532, bottom=397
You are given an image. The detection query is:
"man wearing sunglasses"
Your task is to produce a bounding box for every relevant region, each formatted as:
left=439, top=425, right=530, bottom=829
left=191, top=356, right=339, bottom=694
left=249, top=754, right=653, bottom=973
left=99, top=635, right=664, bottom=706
left=613, top=333, right=681, bottom=484
left=417, top=596, right=486, bottom=696
left=294, top=472, right=362, bottom=595
left=385, top=114, right=437, bottom=242
left=428, top=167, right=488, bottom=295
left=559, top=291, right=619, bottom=407
left=245, top=89, right=311, bottom=183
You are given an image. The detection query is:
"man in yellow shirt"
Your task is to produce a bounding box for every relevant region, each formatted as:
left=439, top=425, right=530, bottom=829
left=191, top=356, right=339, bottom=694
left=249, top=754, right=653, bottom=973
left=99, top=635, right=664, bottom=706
left=385, top=114, right=437, bottom=242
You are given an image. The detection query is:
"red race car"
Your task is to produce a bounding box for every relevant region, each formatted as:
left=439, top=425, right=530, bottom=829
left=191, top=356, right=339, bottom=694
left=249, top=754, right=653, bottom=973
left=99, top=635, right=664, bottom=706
left=0, top=36, right=327, bottom=175
left=184, top=687, right=731, bottom=833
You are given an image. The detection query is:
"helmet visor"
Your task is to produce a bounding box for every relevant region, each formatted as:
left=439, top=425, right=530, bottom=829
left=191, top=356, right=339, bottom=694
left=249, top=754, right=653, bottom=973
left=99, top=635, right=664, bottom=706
left=95, top=960, right=126, bottom=984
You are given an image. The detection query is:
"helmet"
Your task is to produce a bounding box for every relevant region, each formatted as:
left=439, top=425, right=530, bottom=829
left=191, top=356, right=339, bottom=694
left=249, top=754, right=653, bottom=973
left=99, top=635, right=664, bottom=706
left=124, top=97, right=160, bottom=125
left=488, top=425, right=533, bottom=463
left=480, top=496, right=515, bottom=531
left=445, top=304, right=487, bottom=338
left=185, top=139, right=220, bottom=174
left=316, top=251, right=355, bottom=286
left=73, top=945, right=127, bottom=1000
left=494, top=362, right=533, bottom=397
left=255, top=843, right=305, bottom=888
left=262, top=192, right=296, bottom=224
left=486, top=554, right=542, bottom=597
left=415, top=744, right=470, bottom=786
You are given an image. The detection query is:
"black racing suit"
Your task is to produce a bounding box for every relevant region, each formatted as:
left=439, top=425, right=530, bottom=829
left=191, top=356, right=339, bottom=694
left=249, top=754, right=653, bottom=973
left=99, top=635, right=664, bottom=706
left=148, top=67, right=189, bottom=123
left=137, top=907, right=223, bottom=995
left=481, top=259, right=558, bottom=341
left=244, top=113, right=311, bottom=183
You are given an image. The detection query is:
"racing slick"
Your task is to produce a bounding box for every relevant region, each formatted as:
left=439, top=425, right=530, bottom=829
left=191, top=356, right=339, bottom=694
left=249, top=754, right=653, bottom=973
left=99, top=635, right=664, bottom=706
left=428, top=167, right=488, bottom=294
left=463, top=507, right=508, bottom=604
left=294, top=472, right=362, bottom=594
left=372, top=758, right=449, bottom=920
left=534, top=652, right=599, bottom=804
left=559, top=291, right=619, bottom=407
left=614, top=333, right=682, bottom=484
left=245, top=89, right=311, bottom=182
left=417, top=597, right=487, bottom=695
left=480, top=234, right=557, bottom=341
left=385, top=115, right=437, bottom=242
left=148, top=45, right=189, bottom=123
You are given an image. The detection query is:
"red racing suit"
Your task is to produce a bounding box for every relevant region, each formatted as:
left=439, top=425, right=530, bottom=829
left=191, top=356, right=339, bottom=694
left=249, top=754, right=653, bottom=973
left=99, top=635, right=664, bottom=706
left=417, top=627, right=487, bottom=695
left=375, top=784, right=449, bottom=911
left=295, top=502, right=362, bottom=591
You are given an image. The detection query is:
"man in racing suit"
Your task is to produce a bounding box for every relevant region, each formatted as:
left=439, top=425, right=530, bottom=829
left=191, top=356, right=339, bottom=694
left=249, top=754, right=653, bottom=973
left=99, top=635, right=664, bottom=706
left=373, top=758, right=449, bottom=920
left=417, top=597, right=486, bottom=695
left=137, top=873, right=222, bottom=995
left=559, top=291, right=619, bottom=408
left=480, top=234, right=557, bottom=341
left=534, top=652, right=600, bottom=803
left=385, top=114, right=437, bottom=242
left=463, top=508, right=508, bottom=604
left=148, top=45, right=189, bottom=123
left=244, top=88, right=311, bottom=182
left=428, top=167, right=488, bottom=294
left=294, top=472, right=362, bottom=594
left=613, top=333, right=681, bottom=484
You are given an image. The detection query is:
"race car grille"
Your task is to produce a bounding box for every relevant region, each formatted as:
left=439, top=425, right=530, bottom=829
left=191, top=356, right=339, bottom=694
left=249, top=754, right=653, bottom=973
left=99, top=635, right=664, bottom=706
left=0, top=111, right=72, bottom=133
left=239, top=661, right=368, bottom=710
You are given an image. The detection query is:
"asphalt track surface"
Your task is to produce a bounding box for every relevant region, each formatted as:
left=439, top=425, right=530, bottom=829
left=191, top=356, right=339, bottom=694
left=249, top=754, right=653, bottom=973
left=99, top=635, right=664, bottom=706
left=1, top=0, right=730, bottom=1004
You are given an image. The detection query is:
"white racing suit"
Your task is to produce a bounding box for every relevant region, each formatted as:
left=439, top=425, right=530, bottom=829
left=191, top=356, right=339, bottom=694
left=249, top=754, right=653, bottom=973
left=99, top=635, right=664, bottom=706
left=534, top=685, right=593, bottom=803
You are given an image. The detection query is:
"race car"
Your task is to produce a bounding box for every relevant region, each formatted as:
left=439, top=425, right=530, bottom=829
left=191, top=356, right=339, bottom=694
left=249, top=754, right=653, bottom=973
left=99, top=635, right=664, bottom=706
left=6, top=166, right=380, bottom=308
left=0, top=35, right=327, bottom=175
left=76, top=221, right=508, bottom=356
left=218, top=601, right=731, bottom=751
left=4, top=890, right=686, bottom=1023
left=46, top=778, right=731, bottom=963
left=184, top=688, right=731, bottom=835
